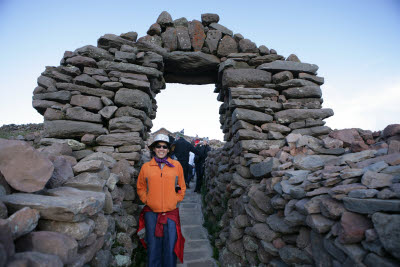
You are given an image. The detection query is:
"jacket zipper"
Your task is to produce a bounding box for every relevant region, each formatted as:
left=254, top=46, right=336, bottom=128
left=161, top=169, right=164, bottom=212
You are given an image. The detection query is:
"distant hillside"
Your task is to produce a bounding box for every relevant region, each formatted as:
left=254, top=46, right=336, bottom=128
left=0, top=123, right=44, bottom=139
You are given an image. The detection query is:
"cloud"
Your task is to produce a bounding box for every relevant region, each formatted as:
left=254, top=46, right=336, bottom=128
left=323, top=81, right=400, bottom=131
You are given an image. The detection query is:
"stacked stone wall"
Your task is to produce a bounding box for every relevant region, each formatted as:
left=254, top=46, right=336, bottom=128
left=0, top=11, right=398, bottom=267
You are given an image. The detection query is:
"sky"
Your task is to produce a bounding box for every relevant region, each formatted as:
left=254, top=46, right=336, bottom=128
left=0, top=0, right=399, bottom=141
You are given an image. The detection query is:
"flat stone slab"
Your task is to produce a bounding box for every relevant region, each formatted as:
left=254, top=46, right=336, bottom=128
left=0, top=192, right=104, bottom=222
left=182, top=226, right=208, bottom=240
left=257, top=60, right=318, bottom=74
left=343, top=197, right=400, bottom=214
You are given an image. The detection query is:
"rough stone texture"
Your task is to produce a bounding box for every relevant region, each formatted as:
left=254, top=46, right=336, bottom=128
left=188, top=20, right=206, bottom=52
left=114, top=88, right=152, bottom=114
left=176, top=26, right=191, bottom=51
left=0, top=219, right=15, bottom=258
left=222, top=69, right=271, bottom=88
left=205, top=30, right=222, bottom=54
left=0, top=191, right=104, bottom=222
left=38, top=219, right=94, bottom=241
left=361, top=171, right=393, bottom=188
left=217, top=35, right=238, bottom=57
left=343, top=197, right=400, bottom=214
left=0, top=139, right=54, bottom=192
left=275, top=108, right=334, bottom=124
left=7, top=207, right=40, bottom=239
left=250, top=158, right=278, bottom=178
left=12, top=251, right=63, bottom=267
left=339, top=211, right=372, bottom=244
left=372, top=212, right=400, bottom=260
left=15, top=231, right=78, bottom=264
left=258, top=60, right=318, bottom=74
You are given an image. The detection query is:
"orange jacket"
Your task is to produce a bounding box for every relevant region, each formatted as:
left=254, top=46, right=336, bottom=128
left=137, top=157, right=186, bottom=212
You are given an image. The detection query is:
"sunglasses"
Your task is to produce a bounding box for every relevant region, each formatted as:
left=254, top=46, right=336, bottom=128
left=155, top=145, right=168, bottom=149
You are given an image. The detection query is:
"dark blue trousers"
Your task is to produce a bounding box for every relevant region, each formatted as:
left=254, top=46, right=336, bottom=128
left=145, top=211, right=177, bottom=267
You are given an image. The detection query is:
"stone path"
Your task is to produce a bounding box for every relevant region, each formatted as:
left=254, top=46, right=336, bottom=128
left=177, top=178, right=218, bottom=267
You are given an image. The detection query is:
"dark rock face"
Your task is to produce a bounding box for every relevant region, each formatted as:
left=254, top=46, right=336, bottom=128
left=217, top=35, right=238, bottom=57
left=188, top=20, right=206, bottom=52
left=372, top=213, right=400, bottom=260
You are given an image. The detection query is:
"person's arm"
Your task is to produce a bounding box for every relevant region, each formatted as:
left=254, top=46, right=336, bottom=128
left=176, top=161, right=186, bottom=202
left=136, top=165, right=147, bottom=204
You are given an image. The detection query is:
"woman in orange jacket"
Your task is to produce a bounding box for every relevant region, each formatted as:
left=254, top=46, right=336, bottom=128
left=137, top=134, right=186, bottom=266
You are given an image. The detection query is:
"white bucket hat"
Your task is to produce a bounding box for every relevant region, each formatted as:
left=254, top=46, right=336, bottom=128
left=150, top=134, right=171, bottom=148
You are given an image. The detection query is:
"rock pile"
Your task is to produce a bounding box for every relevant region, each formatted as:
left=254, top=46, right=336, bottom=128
left=0, top=10, right=396, bottom=266
left=0, top=139, right=139, bottom=266
left=204, top=126, right=400, bottom=266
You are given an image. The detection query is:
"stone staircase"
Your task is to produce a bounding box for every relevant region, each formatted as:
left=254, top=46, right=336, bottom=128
left=177, top=178, right=217, bottom=267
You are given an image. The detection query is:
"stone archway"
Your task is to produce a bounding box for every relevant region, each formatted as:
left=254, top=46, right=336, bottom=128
left=26, top=11, right=400, bottom=267
left=30, top=11, right=333, bottom=266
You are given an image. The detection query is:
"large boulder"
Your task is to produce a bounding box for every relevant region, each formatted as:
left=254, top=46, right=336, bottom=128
left=0, top=139, right=54, bottom=192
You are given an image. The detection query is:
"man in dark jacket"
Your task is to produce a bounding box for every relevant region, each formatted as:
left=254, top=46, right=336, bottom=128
left=172, top=130, right=197, bottom=188
left=194, top=138, right=211, bottom=193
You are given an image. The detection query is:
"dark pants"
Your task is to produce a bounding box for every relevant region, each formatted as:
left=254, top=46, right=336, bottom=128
left=178, top=160, right=189, bottom=185
left=195, top=163, right=205, bottom=192
left=188, top=164, right=194, bottom=181
left=144, top=211, right=177, bottom=267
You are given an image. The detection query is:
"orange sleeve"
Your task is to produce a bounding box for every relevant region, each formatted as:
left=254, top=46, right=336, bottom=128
left=175, top=161, right=186, bottom=202
left=136, top=164, right=147, bottom=204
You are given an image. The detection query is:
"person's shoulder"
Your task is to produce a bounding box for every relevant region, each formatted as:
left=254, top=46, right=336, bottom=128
left=142, top=159, right=155, bottom=167
left=169, top=158, right=182, bottom=167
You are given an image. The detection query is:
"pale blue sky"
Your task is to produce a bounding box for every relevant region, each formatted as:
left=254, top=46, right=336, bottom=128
left=0, top=0, right=399, bottom=140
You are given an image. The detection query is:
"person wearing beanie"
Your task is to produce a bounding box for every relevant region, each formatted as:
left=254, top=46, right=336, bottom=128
left=137, top=134, right=186, bottom=266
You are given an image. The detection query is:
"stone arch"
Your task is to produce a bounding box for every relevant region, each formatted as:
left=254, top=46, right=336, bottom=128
left=29, top=11, right=400, bottom=267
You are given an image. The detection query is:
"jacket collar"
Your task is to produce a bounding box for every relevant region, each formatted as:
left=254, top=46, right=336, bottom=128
left=149, top=157, right=173, bottom=166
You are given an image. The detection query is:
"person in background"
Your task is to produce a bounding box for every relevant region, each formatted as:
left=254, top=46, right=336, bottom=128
left=188, top=151, right=195, bottom=182
left=194, top=135, right=200, bottom=147
left=172, top=129, right=197, bottom=188
left=194, top=137, right=211, bottom=193
left=137, top=134, right=186, bottom=266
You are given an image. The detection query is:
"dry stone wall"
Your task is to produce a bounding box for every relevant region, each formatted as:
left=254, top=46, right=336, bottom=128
left=0, top=11, right=398, bottom=267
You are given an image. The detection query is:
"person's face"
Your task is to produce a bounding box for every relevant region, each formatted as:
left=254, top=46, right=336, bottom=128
left=203, top=140, right=207, bottom=145
left=153, top=142, right=169, bottom=159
